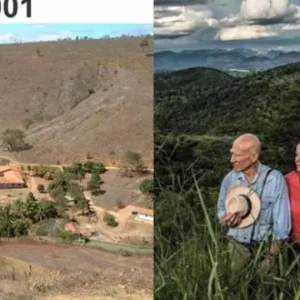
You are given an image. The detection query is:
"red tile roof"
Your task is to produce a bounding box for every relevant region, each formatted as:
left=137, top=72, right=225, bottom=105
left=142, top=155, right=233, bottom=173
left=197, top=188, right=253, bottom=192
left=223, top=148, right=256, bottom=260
left=64, top=222, right=81, bottom=234
left=0, top=163, right=25, bottom=184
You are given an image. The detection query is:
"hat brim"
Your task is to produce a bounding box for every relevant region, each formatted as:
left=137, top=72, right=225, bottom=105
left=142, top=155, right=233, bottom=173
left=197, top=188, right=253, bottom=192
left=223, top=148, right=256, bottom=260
left=225, top=185, right=261, bottom=228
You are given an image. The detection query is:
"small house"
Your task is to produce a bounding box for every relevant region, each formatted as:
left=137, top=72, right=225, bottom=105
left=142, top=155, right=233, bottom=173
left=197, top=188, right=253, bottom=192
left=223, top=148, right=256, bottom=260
left=132, top=207, right=154, bottom=223
left=0, top=163, right=26, bottom=189
left=64, top=222, right=81, bottom=234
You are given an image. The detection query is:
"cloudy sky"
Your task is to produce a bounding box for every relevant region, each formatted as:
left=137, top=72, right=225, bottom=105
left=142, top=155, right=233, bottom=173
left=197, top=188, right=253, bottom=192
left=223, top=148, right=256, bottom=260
left=155, top=0, right=300, bottom=51
left=0, top=24, right=152, bottom=44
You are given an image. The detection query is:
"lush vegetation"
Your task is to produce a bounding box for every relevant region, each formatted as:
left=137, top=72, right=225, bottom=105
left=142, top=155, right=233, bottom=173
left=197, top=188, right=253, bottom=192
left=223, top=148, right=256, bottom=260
left=0, top=192, right=59, bottom=237
left=0, top=161, right=106, bottom=239
left=154, top=63, right=300, bottom=299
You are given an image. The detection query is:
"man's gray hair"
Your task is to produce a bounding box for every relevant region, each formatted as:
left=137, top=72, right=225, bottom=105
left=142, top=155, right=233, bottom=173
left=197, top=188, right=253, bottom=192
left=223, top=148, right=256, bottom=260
left=237, top=133, right=261, bottom=154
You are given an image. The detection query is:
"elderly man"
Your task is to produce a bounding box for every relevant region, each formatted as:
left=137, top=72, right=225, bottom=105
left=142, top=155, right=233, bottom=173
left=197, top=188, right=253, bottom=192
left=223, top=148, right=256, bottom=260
left=217, top=133, right=291, bottom=277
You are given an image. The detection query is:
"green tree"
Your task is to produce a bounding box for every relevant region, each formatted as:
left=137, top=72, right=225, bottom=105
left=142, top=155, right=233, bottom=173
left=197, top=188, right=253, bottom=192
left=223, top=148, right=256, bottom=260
left=37, top=184, right=46, bottom=193
left=59, top=230, right=81, bottom=243
left=84, top=161, right=105, bottom=174
left=72, top=162, right=85, bottom=181
left=35, top=201, right=58, bottom=221
left=87, top=172, right=103, bottom=196
left=103, top=213, right=118, bottom=227
left=48, top=172, right=71, bottom=194
left=139, top=178, right=153, bottom=195
left=24, top=193, right=39, bottom=222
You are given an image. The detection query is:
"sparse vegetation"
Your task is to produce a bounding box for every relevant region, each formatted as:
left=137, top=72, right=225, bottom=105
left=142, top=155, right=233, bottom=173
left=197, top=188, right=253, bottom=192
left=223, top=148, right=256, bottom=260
left=139, top=178, right=153, bottom=196
left=0, top=37, right=153, bottom=165
left=59, top=229, right=82, bottom=243
left=121, top=151, right=147, bottom=177
left=37, top=184, right=46, bottom=193
left=1, top=129, right=32, bottom=152
left=103, top=213, right=118, bottom=227
left=117, top=199, right=125, bottom=209
left=22, top=118, right=34, bottom=130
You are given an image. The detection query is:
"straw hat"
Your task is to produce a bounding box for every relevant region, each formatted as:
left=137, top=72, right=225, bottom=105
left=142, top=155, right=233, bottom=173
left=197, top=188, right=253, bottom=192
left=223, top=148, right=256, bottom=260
left=225, top=185, right=261, bottom=228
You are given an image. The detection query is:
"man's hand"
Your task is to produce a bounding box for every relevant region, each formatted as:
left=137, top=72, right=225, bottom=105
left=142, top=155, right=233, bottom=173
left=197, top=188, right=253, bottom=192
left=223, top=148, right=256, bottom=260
left=224, top=212, right=243, bottom=227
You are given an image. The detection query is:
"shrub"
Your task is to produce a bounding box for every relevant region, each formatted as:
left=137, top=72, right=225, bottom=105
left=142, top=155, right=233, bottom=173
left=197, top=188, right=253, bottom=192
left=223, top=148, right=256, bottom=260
left=37, top=184, right=46, bottom=193
left=117, top=199, right=125, bottom=209
left=103, top=213, right=118, bottom=227
left=59, top=229, right=81, bottom=243
left=139, top=178, right=153, bottom=195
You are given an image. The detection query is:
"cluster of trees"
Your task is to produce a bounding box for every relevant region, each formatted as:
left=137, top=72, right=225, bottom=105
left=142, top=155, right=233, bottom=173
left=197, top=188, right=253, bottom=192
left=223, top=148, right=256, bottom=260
left=57, top=34, right=151, bottom=41
left=48, top=172, right=90, bottom=215
left=0, top=159, right=107, bottom=239
left=0, top=192, right=58, bottom=237
left=62, top=161, right=105, bottom=182
left=27, top=165, right=59, bottom=179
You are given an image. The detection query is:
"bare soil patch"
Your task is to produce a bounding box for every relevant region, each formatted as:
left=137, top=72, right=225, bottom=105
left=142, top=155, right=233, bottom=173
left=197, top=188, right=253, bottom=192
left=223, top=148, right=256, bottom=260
left=0, top=241, right=153, bottom=299
left=0, top=37, right=153, bottom=167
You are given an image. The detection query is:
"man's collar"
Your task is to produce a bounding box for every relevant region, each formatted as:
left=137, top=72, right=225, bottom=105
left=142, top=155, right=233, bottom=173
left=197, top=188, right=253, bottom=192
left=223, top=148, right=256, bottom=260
left=236, top=162, right=262, bottom=183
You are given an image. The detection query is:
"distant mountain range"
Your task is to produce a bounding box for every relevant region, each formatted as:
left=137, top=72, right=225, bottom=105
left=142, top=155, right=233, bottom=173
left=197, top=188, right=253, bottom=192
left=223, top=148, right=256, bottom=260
left=154, top=48, right=300, bottom=73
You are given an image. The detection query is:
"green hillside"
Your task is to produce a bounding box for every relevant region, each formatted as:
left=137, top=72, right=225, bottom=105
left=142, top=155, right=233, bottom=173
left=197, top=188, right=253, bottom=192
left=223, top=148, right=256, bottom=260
left=154, top=63, right=300, bottom=299
left=155, top=63, right=300, bottom=178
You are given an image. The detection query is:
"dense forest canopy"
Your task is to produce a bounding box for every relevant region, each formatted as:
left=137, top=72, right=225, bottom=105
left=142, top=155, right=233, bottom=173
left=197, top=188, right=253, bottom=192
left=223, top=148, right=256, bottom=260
left=154, top=62, right=300, bottom=251
left=155, top=62, right=300, bottom=189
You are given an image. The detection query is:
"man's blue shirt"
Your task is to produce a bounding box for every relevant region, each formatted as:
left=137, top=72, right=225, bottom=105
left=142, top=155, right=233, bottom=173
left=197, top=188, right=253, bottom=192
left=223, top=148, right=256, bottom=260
left=217, top=162, right=291, bottom=243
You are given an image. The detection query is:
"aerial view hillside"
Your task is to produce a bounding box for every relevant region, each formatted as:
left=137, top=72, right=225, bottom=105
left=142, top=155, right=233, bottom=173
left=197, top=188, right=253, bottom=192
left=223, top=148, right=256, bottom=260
left=0, top=37, right=153, bottom=166
left=0, top=24, right=153, bottom=300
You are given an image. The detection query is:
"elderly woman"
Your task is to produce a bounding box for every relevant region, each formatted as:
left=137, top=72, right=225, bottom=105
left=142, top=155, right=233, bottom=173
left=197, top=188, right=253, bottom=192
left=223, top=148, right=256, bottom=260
left=285, top=143, right=300, bottom=262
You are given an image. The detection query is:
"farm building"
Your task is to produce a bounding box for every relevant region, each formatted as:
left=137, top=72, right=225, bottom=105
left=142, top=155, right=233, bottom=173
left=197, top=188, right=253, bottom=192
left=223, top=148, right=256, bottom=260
left=0, top=163, right=26, bottom=189
left=132, top=207, right=154, bottom=223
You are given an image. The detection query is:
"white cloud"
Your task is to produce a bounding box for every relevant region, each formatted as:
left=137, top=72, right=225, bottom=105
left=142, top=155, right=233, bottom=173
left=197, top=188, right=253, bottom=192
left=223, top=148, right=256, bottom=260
left=282, top=23, right=300, bottom=29
left=155, top=0, right=300, bottom=41
left=240, top=0, right=290, bottom=20
left=155, top=5, right=218, bottom=35
left=215, top=25, right=277, bottom=40
left=215, top=0, right=300, bottom=41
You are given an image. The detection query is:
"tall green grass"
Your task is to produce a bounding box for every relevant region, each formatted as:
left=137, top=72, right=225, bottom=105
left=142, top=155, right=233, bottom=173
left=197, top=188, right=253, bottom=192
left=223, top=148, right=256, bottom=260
left=155, top=174, right=300, bottom=300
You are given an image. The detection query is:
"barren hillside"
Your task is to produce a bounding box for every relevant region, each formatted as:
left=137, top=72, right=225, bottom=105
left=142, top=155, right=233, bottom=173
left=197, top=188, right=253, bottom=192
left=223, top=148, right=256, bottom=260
left=0, top=37, right=153, bottom=166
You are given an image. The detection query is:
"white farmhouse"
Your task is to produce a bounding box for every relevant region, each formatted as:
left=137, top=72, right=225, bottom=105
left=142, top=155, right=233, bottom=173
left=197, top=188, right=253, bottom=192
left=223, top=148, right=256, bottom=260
left=132, top=207, right=154, bottom=223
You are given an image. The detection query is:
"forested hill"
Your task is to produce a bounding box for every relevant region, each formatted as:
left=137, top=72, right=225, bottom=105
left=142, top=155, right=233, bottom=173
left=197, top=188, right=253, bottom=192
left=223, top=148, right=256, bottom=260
left=155, top=63, right=300, bottom=138
left=155, top=62, right=300, bottom=184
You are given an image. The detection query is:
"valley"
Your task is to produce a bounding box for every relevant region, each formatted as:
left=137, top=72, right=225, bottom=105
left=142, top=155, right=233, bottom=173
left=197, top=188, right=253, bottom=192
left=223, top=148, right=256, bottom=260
left=0, top=36, right=153, bottom=300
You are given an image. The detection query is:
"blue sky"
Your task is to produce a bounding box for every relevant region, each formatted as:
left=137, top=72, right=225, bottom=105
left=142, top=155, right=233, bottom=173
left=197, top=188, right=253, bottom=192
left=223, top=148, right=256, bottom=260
left=0, top=24, right=153, bottom=44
